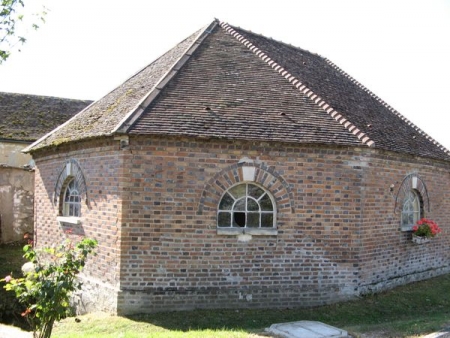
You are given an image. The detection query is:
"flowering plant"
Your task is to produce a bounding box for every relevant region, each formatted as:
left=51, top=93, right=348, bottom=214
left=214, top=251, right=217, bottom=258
left=1, top=237, right=97, bottom=338
left=412, top=218, right=441, bottom=238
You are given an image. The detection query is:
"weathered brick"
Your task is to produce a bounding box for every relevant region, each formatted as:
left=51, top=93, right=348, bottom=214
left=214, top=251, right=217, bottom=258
left=32, top=135, right=450, bottom=314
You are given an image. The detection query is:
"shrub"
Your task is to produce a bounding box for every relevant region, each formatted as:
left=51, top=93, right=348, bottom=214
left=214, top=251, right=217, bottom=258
left=1, top=237, right=97, bottom=338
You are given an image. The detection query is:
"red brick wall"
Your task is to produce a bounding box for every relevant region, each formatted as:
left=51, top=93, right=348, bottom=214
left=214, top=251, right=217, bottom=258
left=33, top=138, right=124, bottom=312
left=32, top=136, right=450, bottom=314
left=357, top=150, right=450, bottom=292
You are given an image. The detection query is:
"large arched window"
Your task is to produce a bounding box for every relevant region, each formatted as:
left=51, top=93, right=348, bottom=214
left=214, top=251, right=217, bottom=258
left=218, top=183, right=275, bottom=228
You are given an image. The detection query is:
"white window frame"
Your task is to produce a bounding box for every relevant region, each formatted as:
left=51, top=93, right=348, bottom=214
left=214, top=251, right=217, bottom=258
left=217, top=182, right=277, bottom=235
left=401, top=189, right=422, bottom=231
left=57, top=177, right=82, bottom=225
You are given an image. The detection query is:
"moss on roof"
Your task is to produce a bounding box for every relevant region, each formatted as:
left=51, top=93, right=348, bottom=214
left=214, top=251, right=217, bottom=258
left=0, top=92, right=92, bottom=141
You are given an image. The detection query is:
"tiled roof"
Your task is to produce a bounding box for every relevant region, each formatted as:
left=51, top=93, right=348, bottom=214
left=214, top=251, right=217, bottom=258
left=25, top=27, right=204, bottom=151
left=25, top=20, right=450, bottom=161
left=0, top=92, right=92, bottom=142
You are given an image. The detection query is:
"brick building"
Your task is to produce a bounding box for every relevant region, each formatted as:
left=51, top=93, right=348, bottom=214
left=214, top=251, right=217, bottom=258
left=0, top=92, right=91, bottom=243
left=25, top=20, right=450, bottom=314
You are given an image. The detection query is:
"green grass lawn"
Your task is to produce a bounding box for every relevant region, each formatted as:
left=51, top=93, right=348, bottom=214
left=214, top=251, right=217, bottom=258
left=2, top=243, right=450, bottom=337
left=52, top=274, right=450, bottom=338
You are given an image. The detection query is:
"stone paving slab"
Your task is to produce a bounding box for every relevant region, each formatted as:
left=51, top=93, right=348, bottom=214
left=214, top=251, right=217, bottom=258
left=0, top=324, right=32, bottom=338
left=266, top=321, right=348, bottom=338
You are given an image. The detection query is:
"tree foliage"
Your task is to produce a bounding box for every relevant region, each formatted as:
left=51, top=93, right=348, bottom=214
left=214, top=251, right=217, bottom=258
left=0, top=0, right=46, bottom=64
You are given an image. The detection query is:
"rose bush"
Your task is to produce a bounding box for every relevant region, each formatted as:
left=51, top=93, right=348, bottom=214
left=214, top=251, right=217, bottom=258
left=1, top=237, right=97, bottom=338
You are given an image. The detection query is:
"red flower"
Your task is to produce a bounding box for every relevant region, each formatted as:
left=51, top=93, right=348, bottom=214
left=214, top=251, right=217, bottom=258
left=21, top=308, right=31, bottom=317
left=413, top=218, right=442, bottom=238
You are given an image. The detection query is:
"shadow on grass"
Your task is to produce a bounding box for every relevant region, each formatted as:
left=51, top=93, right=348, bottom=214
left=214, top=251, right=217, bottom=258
left=124, top=274, right=450, bottom=336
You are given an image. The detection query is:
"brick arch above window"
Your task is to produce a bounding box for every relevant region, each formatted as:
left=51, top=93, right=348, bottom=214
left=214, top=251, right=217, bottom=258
left=54, top=159, right=88, bottom=207
left=198, top=162, right=294, bottom=216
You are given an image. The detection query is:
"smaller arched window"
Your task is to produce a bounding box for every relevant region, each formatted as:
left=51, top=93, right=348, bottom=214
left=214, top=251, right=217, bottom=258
left=55, top=160, right=87, bottom=225
left=218, top=183, right=275, bottom=229
left=62, top=178, right=81, bottom=217
left=401, top=189, right=423, bottom=230
left=395, top=173, right=429, bottom=231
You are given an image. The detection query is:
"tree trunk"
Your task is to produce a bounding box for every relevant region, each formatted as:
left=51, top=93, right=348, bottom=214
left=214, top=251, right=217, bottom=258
left=34, top=319, right=55, bottom=338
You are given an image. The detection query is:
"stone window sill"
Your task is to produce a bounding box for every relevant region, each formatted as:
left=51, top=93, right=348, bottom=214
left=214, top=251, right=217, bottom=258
left=401, top=225, right=413, bottom=232
left=217, top=227, right=278, bottom=236
left=57, top=216, right=82, bottom=226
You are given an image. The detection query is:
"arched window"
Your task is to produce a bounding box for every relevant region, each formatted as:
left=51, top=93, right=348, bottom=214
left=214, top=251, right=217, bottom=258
left=395, top=174, right=428, bottom=231
left=218, top=183, right=275, bottom=228
left=62, top=178, right=81, bottom=217
left=55, top=159, right=87, bottom=225
left=401, top=189, right=423, bottom=228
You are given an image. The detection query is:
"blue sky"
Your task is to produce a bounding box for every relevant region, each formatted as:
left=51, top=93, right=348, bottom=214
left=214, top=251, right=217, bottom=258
left=1, top=0, right=449, bottom=150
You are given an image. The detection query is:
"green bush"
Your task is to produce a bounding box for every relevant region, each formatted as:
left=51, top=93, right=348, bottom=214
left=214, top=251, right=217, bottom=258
left=1, top=237, right=97, bottom=338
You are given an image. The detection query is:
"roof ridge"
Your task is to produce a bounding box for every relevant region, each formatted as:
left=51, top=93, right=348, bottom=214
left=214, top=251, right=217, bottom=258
left=0, top=91, right=92, bottom=102
left=324, top=58, right=450, bottom=155
left=218, top=24, right=320, bottom=58
left=219, top=21, right=375, bottom=148
left=113, top=20, right=219, bottom=134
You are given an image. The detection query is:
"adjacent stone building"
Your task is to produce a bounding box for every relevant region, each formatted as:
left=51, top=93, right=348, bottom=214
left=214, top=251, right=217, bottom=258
left=0, top=92, right=92, bottom=243
left=25, top=20, right=450, bottom=314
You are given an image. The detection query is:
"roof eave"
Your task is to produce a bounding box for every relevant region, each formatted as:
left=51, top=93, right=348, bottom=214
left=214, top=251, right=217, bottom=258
left=22, top=100, right=98, bottom=153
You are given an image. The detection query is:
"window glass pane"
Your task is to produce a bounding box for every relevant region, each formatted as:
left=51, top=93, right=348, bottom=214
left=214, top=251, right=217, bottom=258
left=218, top=212, right=231, bottom=227
left=247, top=213, right=259, bottom=227
left=412, top=194, right=420, bottom=223
left=401, top=212, right=409, bottom=226
left=62, top=178, right=81, bottom=217
left=219, top=193, right=234, bottom=210
left=402, top=190, right=421, bottom=226
left=408, top=213, right=414, bottom=225
left=234, top=198, right=246, bottom=211
left=229, top=185, right=246, bottom=199
left=247, top=198, right=259, bottom=211
left=261, top=214, right=273, bottom=227
left=217, top=182, right=276, bottom=229
left=259, top=194, right=273, bottom=211
left=248, top=184, right=264, bottom=199
left=65, top=188, right=71, bottom=202
left=233, top=212, right=246, bottom=227
left=69, top=204, right=74, bottom=216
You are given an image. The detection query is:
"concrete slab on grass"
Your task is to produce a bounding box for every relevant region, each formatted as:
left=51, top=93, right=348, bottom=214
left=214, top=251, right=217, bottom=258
left=266, top=320, right=348, bottom=338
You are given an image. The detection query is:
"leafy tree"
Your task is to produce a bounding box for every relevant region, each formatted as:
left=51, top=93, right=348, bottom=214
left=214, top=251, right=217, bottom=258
left=0, top=0, right=46, bottom=64
left=1, top=237, right=98, bottom=338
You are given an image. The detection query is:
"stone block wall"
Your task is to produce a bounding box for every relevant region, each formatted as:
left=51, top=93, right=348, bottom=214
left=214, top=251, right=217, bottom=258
left=0, top=166, right=34, bottom=243
left=0, top=141, right=33, bottom=167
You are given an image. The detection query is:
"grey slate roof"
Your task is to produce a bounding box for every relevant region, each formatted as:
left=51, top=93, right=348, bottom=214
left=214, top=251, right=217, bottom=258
left=0, top=92, right=92, bottom=142
left=25, top=20, right=450, bottom=161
